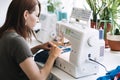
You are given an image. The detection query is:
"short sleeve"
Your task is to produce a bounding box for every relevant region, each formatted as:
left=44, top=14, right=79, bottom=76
left=10, top=36, right=33, bottom=64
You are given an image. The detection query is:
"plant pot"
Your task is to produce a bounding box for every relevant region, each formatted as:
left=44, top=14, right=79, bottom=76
left=107, top=32, right=120, bottom=51
left=90, top=20, right=100, bottom=29
left=91, top=20, right=97, bottom=28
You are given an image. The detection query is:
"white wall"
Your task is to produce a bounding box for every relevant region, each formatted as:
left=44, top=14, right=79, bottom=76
left=39, top=0, right=90, bottom=20
left=61, top=0, right=90, bottom=20
left=0, top=0, right=12, bottom=27
left=0, top=0, right=89, bottom=27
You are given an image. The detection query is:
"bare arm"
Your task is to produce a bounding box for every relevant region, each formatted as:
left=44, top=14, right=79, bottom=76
left=20, top=43, right=61, bottom=80
left=31, top=42, right=52, bottom=54
left=31, top=44, right=42, bottom=54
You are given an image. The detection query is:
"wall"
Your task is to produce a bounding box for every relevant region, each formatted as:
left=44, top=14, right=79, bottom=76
left=0, top=0, right=89, bottom=27
left=0, top=0, right=12, bottom=27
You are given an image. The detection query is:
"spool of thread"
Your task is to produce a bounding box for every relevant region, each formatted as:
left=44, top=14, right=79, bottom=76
left=57, top=11, right=62, bottom=21
left=99, top=27, right=105, bottom=61
left=62, top=12, right=67, bottom=20
left=99, top=28, right=104, bottom=39
left=56, top=11, right=67, bottom=21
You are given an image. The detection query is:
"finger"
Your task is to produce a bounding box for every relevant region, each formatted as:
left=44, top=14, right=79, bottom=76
left=48, top=41, right=54, bottom=45
left=48, top=41, right=57, bottom=47
left=46, top=42, right=52, bottom=48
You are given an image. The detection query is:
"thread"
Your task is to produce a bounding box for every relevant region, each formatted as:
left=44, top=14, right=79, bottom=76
left=99, top=27, right=104, bottom=39
left=99, top=27, right=105, bottom=61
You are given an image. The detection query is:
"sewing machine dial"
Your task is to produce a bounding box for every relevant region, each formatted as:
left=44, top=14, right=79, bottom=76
left=88, top=36, right=98, bottom=47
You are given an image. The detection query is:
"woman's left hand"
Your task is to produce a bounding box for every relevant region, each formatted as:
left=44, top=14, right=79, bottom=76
left=40, top=42, right=53, bottom=50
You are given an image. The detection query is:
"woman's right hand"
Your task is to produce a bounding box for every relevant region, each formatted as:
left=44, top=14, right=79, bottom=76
left=49, top=42, right=62, bottom=59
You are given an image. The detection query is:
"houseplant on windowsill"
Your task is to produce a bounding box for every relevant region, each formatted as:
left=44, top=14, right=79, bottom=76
left=86, top=0, right=101, bottom=28
left=98, top=0, right=112, bottom=48
left=47, top=0, right=62, bottom=13
left=86, top=0, right=110, bottom=29
left=87, top=0, right=120, bottom=49
left=107, top=28, right=120, bottom=51
left=86, top=0, right=112, bottom=48
left=105, top=0, right=120, bottom=51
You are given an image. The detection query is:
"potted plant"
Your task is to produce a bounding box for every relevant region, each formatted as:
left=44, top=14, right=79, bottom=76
left=97, top=0, right=112, bottom=48
left=86, top=0, right=112, bottom=48
left=86, top=0, right=101, bottom=28
left=86, top=0, right=99, bottom=28
left=105, top=0, right=120, bottom=51
left=87, top=0, right=120, bottom=49
left=47, top=0, right=62, bottom=13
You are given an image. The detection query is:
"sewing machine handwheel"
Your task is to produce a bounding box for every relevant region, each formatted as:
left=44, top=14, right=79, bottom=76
left=88, top=36, right=98, bottom=47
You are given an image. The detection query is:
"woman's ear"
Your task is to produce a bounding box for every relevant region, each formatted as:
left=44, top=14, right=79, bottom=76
left=24, top=10, right=29, bottom=20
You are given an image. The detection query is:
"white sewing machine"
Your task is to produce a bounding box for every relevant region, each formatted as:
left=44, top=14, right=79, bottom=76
left=55, top=21, right=100, bottom=78
left=35, top=13, right=57, bottom=43
left=53, top=8, right=103, bottom=78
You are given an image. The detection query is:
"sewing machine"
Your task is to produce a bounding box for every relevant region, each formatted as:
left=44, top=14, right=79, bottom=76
left=35, top=13, right=57, bottom=43
left=55, top=21, right=100, bottom=78
left=53, top=8, right=103, bottom=78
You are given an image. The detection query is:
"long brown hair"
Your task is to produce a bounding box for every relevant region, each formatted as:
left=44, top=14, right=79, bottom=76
left=0, top=0, right=41, bottom=40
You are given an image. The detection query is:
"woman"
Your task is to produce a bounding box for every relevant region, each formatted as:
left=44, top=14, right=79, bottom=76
left=0, top=0, right=61, bottom=80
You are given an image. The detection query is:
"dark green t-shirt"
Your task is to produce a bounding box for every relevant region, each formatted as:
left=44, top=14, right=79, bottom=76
left=0, top=31, right=33, bottom=80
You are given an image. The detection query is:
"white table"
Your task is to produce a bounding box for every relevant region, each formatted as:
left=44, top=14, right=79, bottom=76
left=30, top=38, right=120, bottom=80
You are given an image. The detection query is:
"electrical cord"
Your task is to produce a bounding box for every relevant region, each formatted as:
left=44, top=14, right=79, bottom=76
left=88, top=54, right=108, bottom=72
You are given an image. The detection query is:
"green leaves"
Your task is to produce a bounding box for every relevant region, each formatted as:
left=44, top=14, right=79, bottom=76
left=86, top=0, right=98, bottom=22
left=47, top=0, right=62, bottom=12
left=86, top=0, right=120, bottom=35
left=114, top=28, right=120, bottom=35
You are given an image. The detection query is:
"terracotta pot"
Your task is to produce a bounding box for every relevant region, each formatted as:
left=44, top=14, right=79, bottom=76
left=91, top=21, right=97, bottom=28
left=107, top=32, right=120, bottom=51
